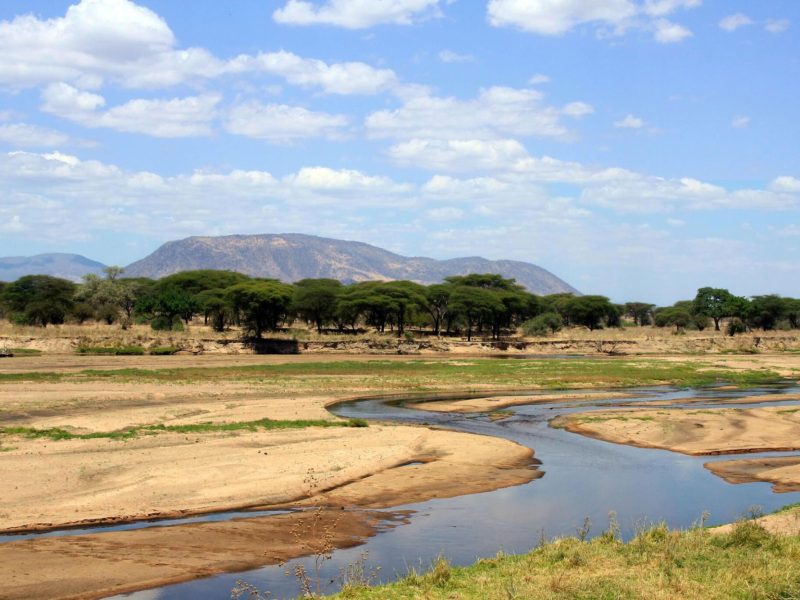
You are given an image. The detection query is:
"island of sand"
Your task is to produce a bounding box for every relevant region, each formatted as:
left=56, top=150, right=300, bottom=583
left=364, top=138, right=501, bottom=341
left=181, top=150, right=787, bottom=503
left=552, top=404, right=800, bottom=494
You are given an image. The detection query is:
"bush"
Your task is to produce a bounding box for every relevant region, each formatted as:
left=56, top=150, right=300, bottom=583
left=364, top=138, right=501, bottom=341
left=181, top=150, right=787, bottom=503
left=522, top=312, right=563, bottom=337
left=149, top=346, right=181, bottom=355
left=727, top=317, right=747, bottom=336
left=150, top=316, right=183, bottom=331
left=77, top=346, right=145, bottom=355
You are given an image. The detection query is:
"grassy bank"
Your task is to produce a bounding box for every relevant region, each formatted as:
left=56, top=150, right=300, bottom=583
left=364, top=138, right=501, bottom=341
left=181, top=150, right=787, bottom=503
left=0, top=417, right=368, bottom=442
left=332, top=515, right=800, bottom=599
left=0, top=358, right=782, bottom=391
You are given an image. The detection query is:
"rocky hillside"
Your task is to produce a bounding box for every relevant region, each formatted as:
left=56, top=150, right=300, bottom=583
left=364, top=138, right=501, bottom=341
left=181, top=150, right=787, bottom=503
left=0, top=254, right=106, bottom=282
left=124, top=234, right=578, bottom=294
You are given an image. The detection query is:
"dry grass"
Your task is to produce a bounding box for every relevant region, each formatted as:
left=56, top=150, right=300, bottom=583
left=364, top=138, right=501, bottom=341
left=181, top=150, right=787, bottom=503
left=334, top=513, right=800, bottom=599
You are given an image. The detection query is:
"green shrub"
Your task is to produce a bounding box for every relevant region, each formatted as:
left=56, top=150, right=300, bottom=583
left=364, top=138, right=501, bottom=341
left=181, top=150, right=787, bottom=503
left=727, top=317, right=748, bottom=336
left=77, top=346, right=145, bottom=356
left=522, top=312, right=563, bottom=337
left=149, top=346, right=181, bottom=355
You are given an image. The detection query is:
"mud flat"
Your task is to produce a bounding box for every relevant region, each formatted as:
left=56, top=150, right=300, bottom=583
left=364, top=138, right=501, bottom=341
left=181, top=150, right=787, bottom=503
left=413, top=391, right=637, bottom=414
left=552, top=406, right=800, bottom=456
left=705, top=456, right=800, bottom=493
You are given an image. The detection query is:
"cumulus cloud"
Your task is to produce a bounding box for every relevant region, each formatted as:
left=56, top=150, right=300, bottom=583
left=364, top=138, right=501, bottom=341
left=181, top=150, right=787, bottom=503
left=562, top=101, right=594, bottom=118
left=0, top=123, right=72, bottom=148
left=273, top=0, right=445, bottom=28
left=486, top=0, right=697, bottom=43
left=0, top=0, right=403, bottom=96
left=225, top=102, right=349, bottom=143
left=614, top=114, right=645, bottom=128
left=719, top=13, right=754, bottom=32
left=770, top=176, right=800, bottom=193
left=41, top=83, right=219, bottom=137
left=388, top=139, right=531, bottom=171
left=366, top=87, right=579, bottom=141
left=653, top=19, right=692, bottom=43
left=231, top=50, right=399, bottom=95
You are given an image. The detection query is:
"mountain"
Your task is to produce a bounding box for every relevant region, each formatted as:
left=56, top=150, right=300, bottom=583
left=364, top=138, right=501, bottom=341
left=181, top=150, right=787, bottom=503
left=0, top=253, right=106, bottom=282
left=124, top=234, right=578, bottom=295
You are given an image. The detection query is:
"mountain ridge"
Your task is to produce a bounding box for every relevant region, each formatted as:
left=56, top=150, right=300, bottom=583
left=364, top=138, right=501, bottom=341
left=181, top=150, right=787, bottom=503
left=123, top=234, right=578, bottom=295
left=0, top=253, right=106, bottom=283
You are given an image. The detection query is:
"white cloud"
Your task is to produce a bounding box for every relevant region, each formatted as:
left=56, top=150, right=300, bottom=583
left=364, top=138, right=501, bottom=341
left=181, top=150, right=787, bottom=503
left=0, top=1, right=402, bottom=96
left=719, top=13, right=754, bottom=32
left=642, top=0, right=701, bottom=17
left=653, top=19, right=692, bottom=43
left=366, top=87, right=576, bottom=141
left=528, top=74, right=551, bottom=85
left=770, top=176, right=800, bottom=193
left=0, top=123, right=71, bottom=148
left=41, top=83, right=219, bottom=137
left=438, top=50, right=475, bottom=64
left=487, top=0, right=697, bottom=43
left=487, top=0, right=637, bottom=35
left=225, top=102, right=349, bottom=142
left=614, top=114, right=645, bottom=128
left=731, top=115, right=750, bottom=129
left=273, top=0, right=445, bottom=28
left=426, top=207, right=465, bottom=220
left=765, top=19, right=790, bottom=34
left=232, top=50, right=399, bottom=95
left=388, top=139, right=530, bottom=171
left=562, top=101, right=594, bottom=118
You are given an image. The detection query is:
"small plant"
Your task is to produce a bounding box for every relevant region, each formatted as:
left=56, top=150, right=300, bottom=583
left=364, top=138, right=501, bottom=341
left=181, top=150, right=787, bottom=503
left=149, top=346, right=181, bottom=355
left=522, top=312, right=563, bottom=337
left=726, top=317, right=748, bottom=336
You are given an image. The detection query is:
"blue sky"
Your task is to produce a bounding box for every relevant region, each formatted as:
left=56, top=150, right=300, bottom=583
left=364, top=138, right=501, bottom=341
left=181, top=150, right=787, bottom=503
left=0, top=0, right=798, bottom=304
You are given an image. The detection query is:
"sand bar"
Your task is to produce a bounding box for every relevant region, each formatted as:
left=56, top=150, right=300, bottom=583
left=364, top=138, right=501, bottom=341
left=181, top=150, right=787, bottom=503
left=705, top=455, right=800, bottom=493
left=413, top=391, right=636, bottom=414
left=553, top=406, right=800, bottom=456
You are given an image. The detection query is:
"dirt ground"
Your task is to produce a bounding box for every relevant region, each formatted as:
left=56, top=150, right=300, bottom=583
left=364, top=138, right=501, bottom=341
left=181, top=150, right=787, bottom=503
left=711, top=505, right=800, bottom=536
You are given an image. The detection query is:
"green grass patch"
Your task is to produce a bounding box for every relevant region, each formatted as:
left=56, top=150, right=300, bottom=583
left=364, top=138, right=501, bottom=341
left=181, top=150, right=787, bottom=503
left=0, top=358, right=782, bottom=392
left=0, top=348, right=43, bottom=357
left=148, top=346, right=181, bottom=355
left=331, top=518, right=800, bottom=600
left=77, top=345, right=146, bottom=356
left=0, top=417, right=367, bottom=442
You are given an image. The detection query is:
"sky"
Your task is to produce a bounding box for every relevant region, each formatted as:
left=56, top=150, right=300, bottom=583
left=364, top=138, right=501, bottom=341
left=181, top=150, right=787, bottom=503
left=0, top=0, right=798, bottom=304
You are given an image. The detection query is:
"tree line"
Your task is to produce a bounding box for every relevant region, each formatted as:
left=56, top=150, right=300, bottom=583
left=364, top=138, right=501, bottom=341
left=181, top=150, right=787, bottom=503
left=0, top=272, right=797, bottom=339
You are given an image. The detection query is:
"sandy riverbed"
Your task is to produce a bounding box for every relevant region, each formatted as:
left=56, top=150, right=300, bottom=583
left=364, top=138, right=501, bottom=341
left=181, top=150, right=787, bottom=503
left=553, top=406, right=800, bottom=456
left=413, top=391, right=637, bottom=413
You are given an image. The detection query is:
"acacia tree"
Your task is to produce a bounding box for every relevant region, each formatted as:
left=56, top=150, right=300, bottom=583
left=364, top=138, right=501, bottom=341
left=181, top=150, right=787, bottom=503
left=655, top=307, right=693, bottom=331
left=693, top=287, right=734, bottom=331
left=449, top=286, right=504, bottom=341
left=225, top=280, right=293, bottom=338
left=425, top=283, right=452, bottom=337
left=291, top=279, right=342, bottom=334
left=379, top=280, right=427, bottom=336
left=624, top=302, right=655, bottom=326
left=0, top=275, right=76, bottom=326
left=748, top=295, right=785, bottom=331
left=564, top=295, right=617, bottom=331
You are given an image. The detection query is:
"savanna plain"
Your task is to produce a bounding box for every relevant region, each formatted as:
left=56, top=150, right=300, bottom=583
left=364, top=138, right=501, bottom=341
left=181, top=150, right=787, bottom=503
left=2, top=326, right=800, bottom=599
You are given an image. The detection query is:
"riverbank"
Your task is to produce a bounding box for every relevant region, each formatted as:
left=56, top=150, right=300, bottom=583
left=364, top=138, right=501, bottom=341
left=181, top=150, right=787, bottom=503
left=328, top=507, right=800, bottom=600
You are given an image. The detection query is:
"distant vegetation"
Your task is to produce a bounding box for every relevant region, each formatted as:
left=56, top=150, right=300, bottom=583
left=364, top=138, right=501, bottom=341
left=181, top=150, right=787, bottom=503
left=1, top=269, right=798, bottom=340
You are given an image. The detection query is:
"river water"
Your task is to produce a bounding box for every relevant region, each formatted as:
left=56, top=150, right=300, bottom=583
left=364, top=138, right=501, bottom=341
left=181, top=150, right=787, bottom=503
left=80, top=383, right=800, bottom=598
